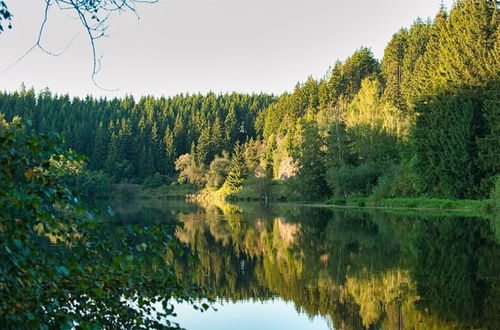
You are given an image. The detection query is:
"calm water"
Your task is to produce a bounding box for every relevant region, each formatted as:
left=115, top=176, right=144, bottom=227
left=107, top=199, right=500, bottom=330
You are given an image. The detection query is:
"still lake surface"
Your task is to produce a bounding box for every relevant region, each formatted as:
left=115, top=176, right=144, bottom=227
left=107, top=199, right=499, bottom=330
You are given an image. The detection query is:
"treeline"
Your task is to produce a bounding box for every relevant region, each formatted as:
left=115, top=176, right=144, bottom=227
left=180, top=0, right=499, bottom=200
left=254, top=0, right=499, bottom=201
left=1, top=0, right=499, bottom=200
left=0, top=90, right=275, bottom=183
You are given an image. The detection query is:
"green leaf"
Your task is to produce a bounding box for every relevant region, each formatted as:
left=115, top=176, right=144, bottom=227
left=107, top=206, right=115, bottom=217
left=55, top=266, right=70, bottom=276
left=13, top=239, right=22, bottom=248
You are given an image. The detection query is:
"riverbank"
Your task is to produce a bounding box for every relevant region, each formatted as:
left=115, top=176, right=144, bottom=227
left=111, top=182, right=197, bottom=200
left=114, top=182, right=495, bottom=214
left=325, top=197, right=485, bottom=212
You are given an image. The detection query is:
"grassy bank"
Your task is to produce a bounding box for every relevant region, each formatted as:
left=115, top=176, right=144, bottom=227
left=110, top=183, right=198, bottom=200
left=140, top=183, right=198, bottom=199
left=113, top=182, right=491, bottom=214
left=326, top=197, right=485, bottom=212
left=231, top=179, right=288, bottom=202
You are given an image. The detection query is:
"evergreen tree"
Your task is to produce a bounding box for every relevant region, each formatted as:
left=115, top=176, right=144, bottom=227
left=382, top=28, right=408, bottom=112
left=195, top=125, right=211, bottom=168
left=163, top=125, right=176, bottom=174
left=294, top=121, right=329, bottom=200
left=210, top=117, right=223, bottom=157
left=477, top=87, right=500, bottom=193
left=401, top=19, right=431, bottom=108
left=224, top=105, right=239, bottom=150
left=414, top=94, right=482, bottom=198
left=90, top=122, right=108, bottom=170
left=223, top=143, right=248, bottom=194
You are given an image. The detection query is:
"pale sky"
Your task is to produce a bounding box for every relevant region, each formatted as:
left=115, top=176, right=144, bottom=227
left=0, top=0, right=454, bottom=98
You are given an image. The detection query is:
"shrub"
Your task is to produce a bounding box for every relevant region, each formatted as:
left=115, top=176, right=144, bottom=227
left=142, top=172, right=173, bottom=189
left=0, top=117, right=206, bottom=327
left=327, top=162, right=381, bottom=198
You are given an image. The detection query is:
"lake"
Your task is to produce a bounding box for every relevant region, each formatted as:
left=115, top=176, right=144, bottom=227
left=107, top=199, right=500, bottom=330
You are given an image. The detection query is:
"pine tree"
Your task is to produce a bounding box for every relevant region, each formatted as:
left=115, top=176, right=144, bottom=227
left=163, top=125, right=176, bottom=174
left=382, top=28, right=408, bottom=112
left=401, top=19, right=431, bottom=108
left=223, top=143, right=248, bottom=194
left=91, top=122, right=108, bottom=170
left=295, top=121, right=329, bottom=200
left=477, top=87, right=500, bottom=194
left=414, top=94, right=482, bottom=198
left=224, top=105, right=239, bottom=150
left=410, top=7, right=448, bottom=101
left=195, top=125, right=211, bottom=167
left=210, top=117, right=223, bottom=157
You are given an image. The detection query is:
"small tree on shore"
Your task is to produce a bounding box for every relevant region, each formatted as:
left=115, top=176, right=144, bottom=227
left=222, top=143, right=248, bottom=194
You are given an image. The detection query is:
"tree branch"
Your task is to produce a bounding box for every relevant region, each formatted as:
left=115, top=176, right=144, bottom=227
left=1, top=0, right=159, bottom=90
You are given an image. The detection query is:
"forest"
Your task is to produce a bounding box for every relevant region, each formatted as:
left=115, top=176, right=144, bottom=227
left=0, top=0, right=498, bottom=203
left=0, top=0, right=499, bottom=328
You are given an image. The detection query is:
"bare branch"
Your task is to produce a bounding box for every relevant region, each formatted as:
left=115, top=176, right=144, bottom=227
left=1, top=0, right=159, bottom=90
left=1, top=1, right=78, bottom=74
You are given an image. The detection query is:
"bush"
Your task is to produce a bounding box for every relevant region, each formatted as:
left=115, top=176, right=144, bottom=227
left=142, top=172, right=173, bottom=189
left=206, top=155, right=230, bottom=190
left=370, top=164, right=399, bottom=202
left=484, top=175, right=500, bottom=214
left=78, top=170, right=111, bottom=200
left=329, top=198, right=347, bottom=205
left=112, top=183, right=141, bottom=200
left=327, top=162, right=382, bottom=198
left=491, top=176, right=500, bottom=206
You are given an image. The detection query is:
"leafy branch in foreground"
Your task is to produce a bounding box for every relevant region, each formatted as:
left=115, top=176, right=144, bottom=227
left=0, top=115, right=208, bottom=329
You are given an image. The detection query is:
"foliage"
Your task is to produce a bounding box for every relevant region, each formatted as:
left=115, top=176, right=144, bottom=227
left=143, top=172, right=174, bottom=189
left=371, top=197, right=483, bottom=211
left=477, top=86, right=500, bottom=193
left=174, top=153, right=206, bottom=187
left=483, top=175, right=500, bottom=215
left=0, top=0, right=11, bottom=33
left=0, top=118, right=206, bottom=328
left=233, top=174, right=285, bottom=202
left=369, top=166, right=398, bottom=201
left=413, top=94, right=483, bottom=198
left=327, top=162, right=382, bottom=198
left=0, top=92, right=274, bottom=183
left=206, top=154, right=230, bottom=190
left=292, top=121, right=329, bottom=200
left=141, top=183, right=198, bottom=200
left=222, top=143, right=248, bottom=195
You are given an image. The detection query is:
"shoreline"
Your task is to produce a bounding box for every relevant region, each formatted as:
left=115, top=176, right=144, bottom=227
left=135, top=184, right=489, bottom=215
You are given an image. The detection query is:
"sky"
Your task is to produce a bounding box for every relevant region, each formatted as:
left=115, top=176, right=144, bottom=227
left=167, top=299, right=331, bottom=330
left=0, top=0, right=454, bottom=99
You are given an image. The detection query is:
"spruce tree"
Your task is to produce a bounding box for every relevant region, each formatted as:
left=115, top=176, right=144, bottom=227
left=223, top=143, right=248, bottom=194
left=414, top=94, right=482, bottom=198
left=163, top=125, right=176, bottom=174
left=295, top=121, right=329, bottom=200
left=382, top=28, right=408, bottom=112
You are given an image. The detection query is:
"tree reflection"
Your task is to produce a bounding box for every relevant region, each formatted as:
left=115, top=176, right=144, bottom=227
left=114, top=200, right=499, bottom=329
left=410, top=216, right=500, bottom=328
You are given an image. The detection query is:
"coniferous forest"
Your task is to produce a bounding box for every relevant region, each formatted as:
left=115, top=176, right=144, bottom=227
left=1, top=0, right=500, bottom=328
left=1, top=0, right=499, bottom=202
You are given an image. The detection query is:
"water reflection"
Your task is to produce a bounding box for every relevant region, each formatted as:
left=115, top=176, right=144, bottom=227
left=110, top=199, right=500, bottom=329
